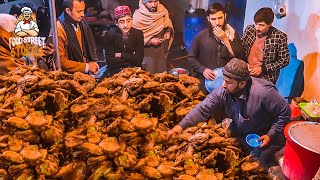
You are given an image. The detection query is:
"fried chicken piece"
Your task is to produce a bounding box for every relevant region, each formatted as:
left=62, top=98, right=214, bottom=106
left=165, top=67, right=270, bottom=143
left=36, top=154, right=59, bottom=176
left=8, top=164, right=29, bottom=176
left=7, top=136, right=23, bottom=152
left=14, top=130, right=40, bottom=144
left=157, top=163, right=184, bottom=177
left=131, top=114, right=153, bottom=131
left=13, top=99, right=28, bottom=118
left=0, top=151, right=24, bottom=164
left=81, top=143, right=103, bottom=156
left=88, top=161, right=112, bottom=180
left=4, top=117, right=30, bottom=130
left=140, top=166, right=162, bottom=179
left=99, top=137, right=121, bottom=155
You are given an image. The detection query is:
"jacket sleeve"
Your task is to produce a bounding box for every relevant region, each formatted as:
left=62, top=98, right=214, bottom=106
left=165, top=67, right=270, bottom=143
left=56, top=22, right=86, bottom=73
left=178, top=88, right=224, bottom=129
left=241, top=26, right=252, bottom=61
left=262, top=34, right=290, bottom=74
left=187, top=34, right=207, bottom=73
left=121, top=30, right=144, bottom=67
left=262, top=86, right=291, bottom=141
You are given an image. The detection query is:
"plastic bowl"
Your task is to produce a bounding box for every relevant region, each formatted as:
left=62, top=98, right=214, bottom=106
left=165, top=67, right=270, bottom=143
left=246, top=134, right=262, bottom=148
left=205, top=67, right=223, bottom=93
left=169, top=68, right=189, bottom=76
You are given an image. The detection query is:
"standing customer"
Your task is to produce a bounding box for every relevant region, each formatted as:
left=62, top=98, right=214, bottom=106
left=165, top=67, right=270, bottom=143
left=132, top=0, right=174, bottom=73
left=188, top=3, right=244, bottom=94
left=55, top=0, right=99, bottom=74
left=242, top=7, right=289, bottom=84
left=105, top=5, right=144, bottom=76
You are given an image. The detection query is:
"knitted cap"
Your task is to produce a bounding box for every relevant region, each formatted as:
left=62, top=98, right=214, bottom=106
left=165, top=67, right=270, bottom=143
left=222, top=58, right=250, bottom=80
left=114, top=6, right=131, bottom=20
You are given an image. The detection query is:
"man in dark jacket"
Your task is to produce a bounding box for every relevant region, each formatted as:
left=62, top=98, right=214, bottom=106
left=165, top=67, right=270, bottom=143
left=242, top=7, right=289, bottom=84
left=188, top=3, right=244, bottom=94
left=105, top=5, right=144, bottom=76
left=167, top=58, right=291, bottom=169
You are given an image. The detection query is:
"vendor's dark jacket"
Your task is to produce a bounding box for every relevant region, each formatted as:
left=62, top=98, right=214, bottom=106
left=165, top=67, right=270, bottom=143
left=242, top=25, right=289, bottom=84
left=106, top=27, right=144, bottom=72
left=188, top=27, right=244, bottom=93
left=178, top=77, right=291, bottom=142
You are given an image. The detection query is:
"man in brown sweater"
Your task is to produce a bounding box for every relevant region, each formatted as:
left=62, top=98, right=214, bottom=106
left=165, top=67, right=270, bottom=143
left=56, top=0, right=99, bottom=74
left=0, top=14, right=53, bottom=74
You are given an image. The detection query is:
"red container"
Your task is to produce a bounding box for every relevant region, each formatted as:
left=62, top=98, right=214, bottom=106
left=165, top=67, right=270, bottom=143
left=282, top=121, right=320, bottom=180
left=289, top=105, right=301, bottom=120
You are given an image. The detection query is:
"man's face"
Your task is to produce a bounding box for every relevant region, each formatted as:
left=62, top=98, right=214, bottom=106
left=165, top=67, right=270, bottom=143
left=23, top=12, right=31, bottom=20
left=222, top=76, right=244, bottom=95
left=144, top=0, right=158, bottom=12
left=66, top=0, right=85, bottom=22
left=117, top=15, right=132, bottom=33
left=255, top=22, right=271, bottom=36
left=207, top=11, right=226, bottom=29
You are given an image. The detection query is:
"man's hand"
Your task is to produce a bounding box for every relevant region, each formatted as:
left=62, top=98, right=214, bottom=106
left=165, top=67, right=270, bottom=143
left=164, top=32, right=171, bottom=40
left=149, top=38, right=163, bottom=46
left=88, top=62, right=99, bottom=74
left=41, top=43, right=54, bottom=56
left=249, top=66, right=262, bottom=76
left=166, top=125, right=183, bottom=139
left=115, top=53, right=121, bottom=58
left=203, top=68, right=216, bottom=80
left=213, top=26, right=228, bottom=42
left=259, top=135, right=271, bottom=148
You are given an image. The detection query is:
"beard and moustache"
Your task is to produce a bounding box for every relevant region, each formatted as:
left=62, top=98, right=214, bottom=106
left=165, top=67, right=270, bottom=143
left=210, top=22, right=227, bottom=31
left=147, top=6, right=157, bottom=12
left=210, top=21, right=227, bottom=42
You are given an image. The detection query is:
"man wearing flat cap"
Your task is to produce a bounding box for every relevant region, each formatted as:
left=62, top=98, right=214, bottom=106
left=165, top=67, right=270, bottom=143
left=105, top=5, right=144, bottom=76
left=132, top=0, right=174, bottom=73
left=167, top=58, right=291, bottom=169
left=15, top=7, right=39, bottom=37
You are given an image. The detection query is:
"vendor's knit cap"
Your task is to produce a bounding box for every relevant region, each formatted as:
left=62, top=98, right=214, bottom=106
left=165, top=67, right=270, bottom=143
left=222, top=58, right=250, bottom=81
left=114, top=6, right=131, bottom=20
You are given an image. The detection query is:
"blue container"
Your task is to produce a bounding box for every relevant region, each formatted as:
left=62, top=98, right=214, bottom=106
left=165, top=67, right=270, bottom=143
left=183, top=9, right=207, bottom=52
left=246, top=134, right=262, bottom=148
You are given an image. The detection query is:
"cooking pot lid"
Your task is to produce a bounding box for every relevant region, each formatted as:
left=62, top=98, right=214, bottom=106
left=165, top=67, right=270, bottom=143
left=289, top=121, right=320, bottom=154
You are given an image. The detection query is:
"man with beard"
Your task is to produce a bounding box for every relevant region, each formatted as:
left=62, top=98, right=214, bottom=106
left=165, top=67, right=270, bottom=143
left=132, top=0, right=174, bottom=73
left=242, top=7, right=289, bottom=84
left=167, top=58, right=291, bottom=169
left=105, top=5, right=144, bottom=76
left=55, top=0, right=99, bottom=73
left=188, top=3, right=244, bottom=94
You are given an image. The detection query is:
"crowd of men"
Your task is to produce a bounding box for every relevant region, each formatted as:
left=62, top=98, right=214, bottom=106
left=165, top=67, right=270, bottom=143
left=0, top=0, right=291, bottom=175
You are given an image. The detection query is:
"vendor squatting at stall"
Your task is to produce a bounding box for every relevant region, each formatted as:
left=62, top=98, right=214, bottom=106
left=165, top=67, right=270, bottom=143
left=167, top=58, right=291, bottom=169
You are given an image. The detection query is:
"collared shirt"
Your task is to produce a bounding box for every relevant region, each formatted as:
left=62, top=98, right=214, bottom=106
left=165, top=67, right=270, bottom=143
left=178, top=77, right=291, bottom=140
left=248, top=35, right=267, bottom=69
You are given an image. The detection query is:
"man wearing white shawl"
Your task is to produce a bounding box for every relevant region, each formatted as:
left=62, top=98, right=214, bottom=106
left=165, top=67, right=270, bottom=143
left=132, top=0, right=174, bottom=73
